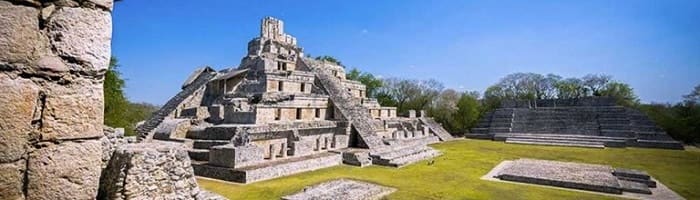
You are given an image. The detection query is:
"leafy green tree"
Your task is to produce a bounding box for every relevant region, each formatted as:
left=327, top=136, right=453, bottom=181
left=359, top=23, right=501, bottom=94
left=104, top=56, right=158, bottom=136
left=554, top=78, right=588, bottom=99
left=104, top=57, right=131, bottom=130
left=431, top=89, right=461, bottom=133
left=346, top=68, right=383, bottom=97
left=683, top=84, right=700, bottom=103
left=315, top=55, right=342, bottom=66
left=582, top=74, right=612, bottom=96
left=454, top=93, right=481, bottom=134
left=599, top=81, right=639, bottom=107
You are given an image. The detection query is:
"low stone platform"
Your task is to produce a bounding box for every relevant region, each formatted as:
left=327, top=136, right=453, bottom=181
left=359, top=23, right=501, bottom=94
left=370, top=144, right=441, bottom=168
left=334, top=148, right=373, bottom=167
left=281, top=179, right=396, bottom=200
left=483, top=159, right=684, bottom=200
left=193, top=152, right=342, bottom=184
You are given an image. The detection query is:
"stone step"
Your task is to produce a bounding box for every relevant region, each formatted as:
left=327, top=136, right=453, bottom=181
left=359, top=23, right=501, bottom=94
left=192, top=140, right=230, bottom=149
left=617, top=179, right=652, bottom=194
left=506, top=137, right=606, bottom=145
left=600, top=130, right=633, bottom=137
left=192, top=151, right=342, bottom=184
left=388, top=149, right=441, bottom=167
left=374, top=145, right=431, bottom=160
left=419, top=118, right=455, bottom=141
left=188, top=149, right=209, bottom=161
left=464, top=133, right=493, bottom=139
left=489, top=127, right=511, bottom=133
left=470, top=128, right=490, bottom=134
left=495, top=133, right=626, bottom=140
left=186, top=126, right=236, bottom=140
left=505, top=135, right=626, bottom=144
left=337, top=149, right=372, bottom=167
left=371, top=146, right=441, bottom=167
left=505, top=138, right=605, bottom=149
left=635, top=140, right=684, bottom=150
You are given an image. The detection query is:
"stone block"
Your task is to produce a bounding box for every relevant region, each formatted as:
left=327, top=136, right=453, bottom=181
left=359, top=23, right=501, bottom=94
left=47, top=7, right=112, bottom=71
left=40, top=80, right=104, bottom=140
left=0, top=2, right=43, bottom=65
left=27, top=140, right=102, bottom=200
left=0, top=159, right=26, bottom=200
left=86, top=0, right=114, bottom=11
left=408, top=110, right=416, bottom=118
left=291, top=140, right=314, bottom=157
left=209, top=144, right=264, bottom=168
left=99, top=142, right=206, bottom=200
left=0, top=75, right=39, bottom=163
left=153, top=118, right=192, bottom=140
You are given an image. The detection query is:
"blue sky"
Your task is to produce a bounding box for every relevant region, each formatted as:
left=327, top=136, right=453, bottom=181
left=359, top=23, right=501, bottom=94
left=112, top=0, right=700, bottom=105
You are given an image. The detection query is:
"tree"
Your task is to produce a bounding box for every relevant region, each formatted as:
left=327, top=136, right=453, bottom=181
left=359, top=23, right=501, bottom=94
left=104, top=56, right=158, bottom=136
left=104, top=57, right=131, bottom=130
left=582, top=74, right=612, bottom=96
left=554, top=78, right=588, bottom=99
left=483, top=85, right=505, bottom=111
left=376, top=78, right=444, bottom=115
left=315, top=55, right=342, bottom=66
left=599, top=81, right=639, bottom=107
left=683, top=84, right=700, bottom=104
left=346, top=68, right=383, bottom=98
left=431, top=89, right=461, bottom=133
left=454, top=93, right=481, bottom=134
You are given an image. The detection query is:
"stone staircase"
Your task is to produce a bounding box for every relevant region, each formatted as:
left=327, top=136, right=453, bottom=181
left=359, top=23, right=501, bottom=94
left=303, top=59, right=385, bottom=149
left=419, top=117, right=455, bottom=141
left=136, top=69, right=216, bottom=140
left=626, top=109, right=684, bottom=149
left=495, top=133, right=629, bottom=149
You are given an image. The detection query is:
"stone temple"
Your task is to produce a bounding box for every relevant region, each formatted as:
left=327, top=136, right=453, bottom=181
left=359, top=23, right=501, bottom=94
left=468, top=97, right=683, bottom=149
left=136, top=17, right=455, bottom=183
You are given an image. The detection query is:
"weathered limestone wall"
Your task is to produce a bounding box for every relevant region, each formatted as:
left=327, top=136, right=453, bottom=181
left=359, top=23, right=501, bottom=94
left=0, top=0, right=113, bottom=199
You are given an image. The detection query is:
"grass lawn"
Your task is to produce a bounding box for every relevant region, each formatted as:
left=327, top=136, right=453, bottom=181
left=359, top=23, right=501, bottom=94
left=198, top=139, right=700, bottom=200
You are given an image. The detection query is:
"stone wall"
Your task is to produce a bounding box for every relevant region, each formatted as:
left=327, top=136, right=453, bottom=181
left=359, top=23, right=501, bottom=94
left=0, top=0, right=113, bottom=199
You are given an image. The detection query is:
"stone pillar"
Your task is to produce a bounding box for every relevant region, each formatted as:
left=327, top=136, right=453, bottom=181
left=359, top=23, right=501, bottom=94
left=270, top=144, right=278, bottom=160
left=316, top=138, right=321, bottom=151
left=281, top=142, right=288, bottom=158
left=408, top=110, right=416, bottom=118
left=0, top=1, right=113, bottom=199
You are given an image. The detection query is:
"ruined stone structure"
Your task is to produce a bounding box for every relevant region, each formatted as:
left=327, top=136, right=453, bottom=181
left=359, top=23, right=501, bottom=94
left=282, top=179, right=396, bottom=200
left=0, top=1, right=113, bottom=199
left=469, top=97, right=683, bottom=149
left=485, top=159, right=684, bottom=199
left=140, top=17, right=454, bottom=183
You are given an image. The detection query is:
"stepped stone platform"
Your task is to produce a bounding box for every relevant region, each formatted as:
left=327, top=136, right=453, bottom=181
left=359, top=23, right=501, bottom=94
left=192, top=151, right=342, bottom=184
left=469, top=97, right=684, bottom=150
left=484, top=159, right=684, bottom=199
left=144, top=17, right=452, bottom=184
left=282, top=179, right=396, bottom=200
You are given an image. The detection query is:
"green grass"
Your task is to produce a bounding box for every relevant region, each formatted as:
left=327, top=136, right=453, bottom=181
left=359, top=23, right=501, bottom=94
left=198, top=139, right=700, bottom=200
